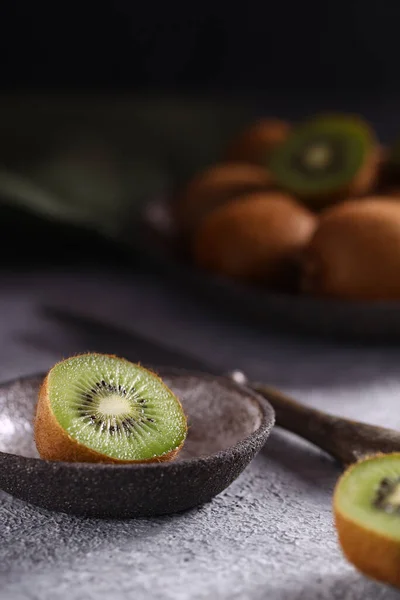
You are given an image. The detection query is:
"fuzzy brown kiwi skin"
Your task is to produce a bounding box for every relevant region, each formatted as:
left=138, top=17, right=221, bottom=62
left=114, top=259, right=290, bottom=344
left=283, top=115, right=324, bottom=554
left=34, top=353, right=187, bottom=464
left=192, top=192, right=317, bottom=288
left=333, top=453, right=400, bottom=589
left=348, top=146, right=380, bottom=196
left=224, top=119, right=291, bottom=166
left=301, top=198, right=400, bottom=300
left=174, top=162, right=274, bottom=237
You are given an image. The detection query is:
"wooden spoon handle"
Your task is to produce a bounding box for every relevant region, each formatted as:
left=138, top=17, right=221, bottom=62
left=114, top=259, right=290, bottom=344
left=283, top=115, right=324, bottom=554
left=227, top=370, right=400, bottom=465
left=253, top=382, right=400, bottom=465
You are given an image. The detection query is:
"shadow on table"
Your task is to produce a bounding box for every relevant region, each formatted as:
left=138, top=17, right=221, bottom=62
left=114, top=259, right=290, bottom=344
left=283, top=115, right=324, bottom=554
left=18, top=306, right=217, bottom=373
left=258, top=428, right=340, bottom=491
left=17, top=305, right=400, bottom=395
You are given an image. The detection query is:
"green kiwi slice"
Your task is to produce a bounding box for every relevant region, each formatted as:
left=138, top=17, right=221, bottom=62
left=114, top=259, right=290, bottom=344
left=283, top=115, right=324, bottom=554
left=334, top=453, right=400, bottom=588
left=35, top=354, right=187, bottom=463
left=269, top=115, right=375, bottom=203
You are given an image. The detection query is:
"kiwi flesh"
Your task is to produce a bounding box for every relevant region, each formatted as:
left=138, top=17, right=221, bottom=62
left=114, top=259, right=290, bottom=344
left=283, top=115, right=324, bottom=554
left=224, top=119, right=291, bottom=166
left=334, top=453, right=400, bottom=588
left=34, top=354, right=187, bottom=464
left=269, top=114, right=377, bottom=210
left=301, top=197, right=400, bottom=300
left=174, top=162, right=273, bottom=236
left=192, top=191, right=317, bottom=288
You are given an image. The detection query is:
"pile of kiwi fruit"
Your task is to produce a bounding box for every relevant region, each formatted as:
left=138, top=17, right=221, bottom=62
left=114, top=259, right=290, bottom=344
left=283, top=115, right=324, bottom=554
left=174, top=113, right=400, bottom=301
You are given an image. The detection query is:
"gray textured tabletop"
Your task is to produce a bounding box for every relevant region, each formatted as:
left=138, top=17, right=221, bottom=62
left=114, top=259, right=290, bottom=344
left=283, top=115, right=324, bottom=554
left=1, top=268, right=400, bottom=600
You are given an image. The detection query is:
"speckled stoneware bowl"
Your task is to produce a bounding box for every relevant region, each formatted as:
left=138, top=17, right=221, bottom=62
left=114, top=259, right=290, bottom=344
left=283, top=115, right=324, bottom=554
left=0, top=369, right=274, bottom=519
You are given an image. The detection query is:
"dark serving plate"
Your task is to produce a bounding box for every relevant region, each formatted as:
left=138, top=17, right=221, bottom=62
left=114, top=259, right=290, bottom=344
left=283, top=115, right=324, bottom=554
left=0, top=369, right=274, bottom=519
left=128, top=196, right=400, bottom=343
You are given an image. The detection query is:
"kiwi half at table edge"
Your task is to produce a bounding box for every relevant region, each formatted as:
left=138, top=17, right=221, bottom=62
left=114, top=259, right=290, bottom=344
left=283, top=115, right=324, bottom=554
left=269, top=114, right=378, bottom=210
left=34, top=353, right=188, bottom=464
left=334, top=453, right=400, bottom=589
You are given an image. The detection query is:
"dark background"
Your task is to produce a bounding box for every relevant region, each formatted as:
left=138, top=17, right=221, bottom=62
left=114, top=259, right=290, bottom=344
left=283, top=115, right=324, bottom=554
left=0, top=1, right=399, bottom=92
left=1, top=0, right=400, bottom=271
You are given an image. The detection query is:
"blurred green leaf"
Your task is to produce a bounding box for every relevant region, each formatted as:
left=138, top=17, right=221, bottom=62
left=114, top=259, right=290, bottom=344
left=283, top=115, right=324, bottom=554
left=0, top=94, right=253, bottom=242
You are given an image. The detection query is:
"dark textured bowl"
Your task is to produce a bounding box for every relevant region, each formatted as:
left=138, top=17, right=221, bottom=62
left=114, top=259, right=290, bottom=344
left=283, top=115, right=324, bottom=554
left=128, top=197, right=400, bottom=343
left=0, top=369, right=274, bottom=518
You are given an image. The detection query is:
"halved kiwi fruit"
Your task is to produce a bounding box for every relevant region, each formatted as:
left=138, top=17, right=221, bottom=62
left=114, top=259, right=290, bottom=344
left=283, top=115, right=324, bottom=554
left=34, top=354, right=187, bottom=463
left=301, top=197, right=400, bottom=300
left=269, top=114, right=378, bottom=210
left=334, top=453, right=400, bottom=588
left=174, top=162, right=273, bottom=236
left=192, top=191, right=316, bottom=288
left=224, top=119, right=291, bottom=166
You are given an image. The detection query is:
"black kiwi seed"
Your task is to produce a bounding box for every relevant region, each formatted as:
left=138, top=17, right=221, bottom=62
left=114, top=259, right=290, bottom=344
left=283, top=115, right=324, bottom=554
left=74, top=378, right=160, bottom=437
left=380, top=478, right=392, bottom=488
left=373, top=476, right=400, bottom=514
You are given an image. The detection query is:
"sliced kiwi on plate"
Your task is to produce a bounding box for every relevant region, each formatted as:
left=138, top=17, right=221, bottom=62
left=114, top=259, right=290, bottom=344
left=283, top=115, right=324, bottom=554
left=334, top=453, right=400, bottom=588
left=269, top=114, right=377, bottom=209
left=34, top=354, right=188, bottom=464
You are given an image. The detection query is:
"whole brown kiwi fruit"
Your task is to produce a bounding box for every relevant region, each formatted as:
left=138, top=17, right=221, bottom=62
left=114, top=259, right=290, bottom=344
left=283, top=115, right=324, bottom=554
left=302, top=197, right=400, bottom=300
left=192, top=191, right=317, bottom=288
left=224, top=119, right=291, bottom=165
left=175, top=162, right=273, bottom=236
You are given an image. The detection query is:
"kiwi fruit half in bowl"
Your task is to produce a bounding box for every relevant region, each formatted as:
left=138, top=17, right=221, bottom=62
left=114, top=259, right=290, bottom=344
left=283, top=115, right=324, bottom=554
left=269, top=114, right=378, bottom=210
left=34, top=353, right=188, bottom=464
left=334, top=453, right=400, bottom=589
